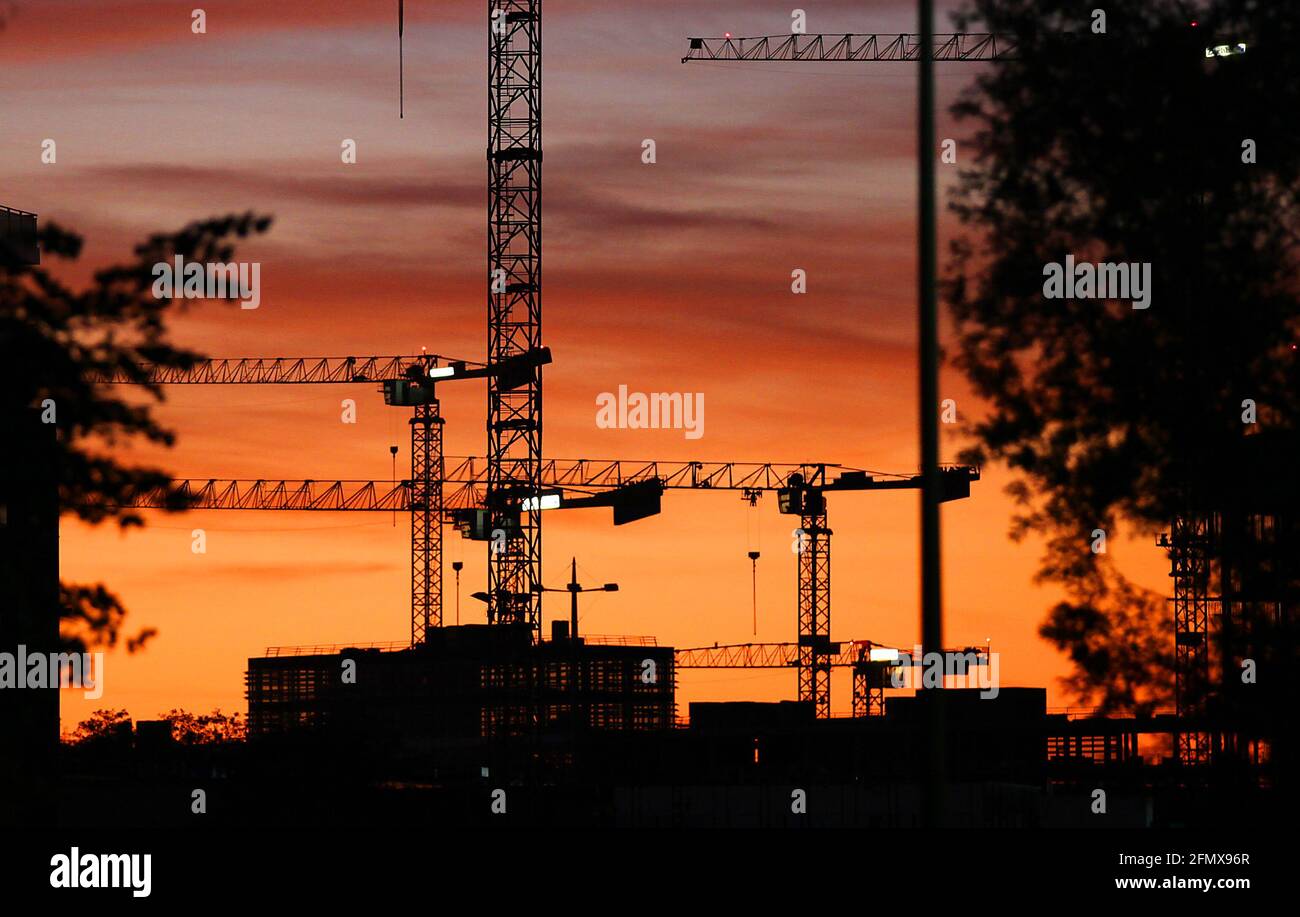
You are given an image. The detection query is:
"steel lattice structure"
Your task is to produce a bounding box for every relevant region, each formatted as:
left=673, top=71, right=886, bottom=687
left=85, top=354, right=476, bottom=385
left=410, top=400, right=444, bottom=643
left=487, top=0, right=544, bottom=634
left=675, top=641, right=883, bottom=669
left=798, top=491, right=833, bottom=718
left=133, top=461, right=875, bottom=511
left=851, top=664, right=888, bottom=718
left=1164, top=514, right=1218, bottom=766
left=682, top=32, right=1017, bottom=64
left=143, top=459, right=957, bottom=506
left=130, top=478, right=477, bottom=513
left=447, top=457, right=870, bottom=492
left=445, top=457, right=884, bottom=496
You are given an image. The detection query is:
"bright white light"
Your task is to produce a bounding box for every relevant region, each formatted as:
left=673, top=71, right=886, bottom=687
left=427, top=366, right=455, bottom=379
left=869, top=648, right=900, bottom=662
left=522, top=494, right=562, bottom=511
left=1206, top=42, right=1247, bottom=58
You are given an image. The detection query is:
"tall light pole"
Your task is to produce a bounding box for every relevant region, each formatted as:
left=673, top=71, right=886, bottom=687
left=452, top=560, right=464, bottom=625
left=532, top=558, right=617, bottom=733
left=918, top=0, right=947, bottom=829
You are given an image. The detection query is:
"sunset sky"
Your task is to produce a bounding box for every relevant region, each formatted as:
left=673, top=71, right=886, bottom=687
left=3, top=0, right=1168, bottom=727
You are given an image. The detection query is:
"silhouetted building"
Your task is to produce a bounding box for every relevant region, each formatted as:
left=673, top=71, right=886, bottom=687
left=0, top=205, right=39, bottom=264
left=246, top=624, right=677, bottom=758
left=0, top=408, right=60, bottom=813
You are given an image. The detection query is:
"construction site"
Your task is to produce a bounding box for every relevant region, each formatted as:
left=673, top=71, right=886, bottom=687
left=2, top=3, right=1297, bottom=833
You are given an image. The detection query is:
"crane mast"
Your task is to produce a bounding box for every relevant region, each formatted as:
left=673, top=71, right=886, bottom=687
left=409, top=398, right=443, bottom=643
left=487, top=0, right=544, bottom=635
left=796, top=480, right=832, bottom=717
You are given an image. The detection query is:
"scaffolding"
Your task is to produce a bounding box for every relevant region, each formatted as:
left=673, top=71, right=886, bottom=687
left=1166, top=511, right=1218, bottom=765
left=1163, top=432, right=1300, bottom=774
left=246, top=625, right=676, bottom=743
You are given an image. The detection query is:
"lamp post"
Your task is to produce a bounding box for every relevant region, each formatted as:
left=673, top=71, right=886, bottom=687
left=533, top=557, right=618, bottom=642
left=532, top=559, right=618, bottom=733
left=451, top=560, right=463, bottom=625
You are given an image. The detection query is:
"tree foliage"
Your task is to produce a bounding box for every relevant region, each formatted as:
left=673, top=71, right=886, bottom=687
left=157, top=707, right=247, bottom=745
left=945, top=0, right=1300, bottom=712
left=67, top=708, right=133, bottom=745
left=2, top=213, right=272, bottom=652
left=65, top=707, right=246, bottom=745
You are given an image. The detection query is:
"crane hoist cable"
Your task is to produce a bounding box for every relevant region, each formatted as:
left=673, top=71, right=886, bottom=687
left=398, top=0, right=404, bottom=119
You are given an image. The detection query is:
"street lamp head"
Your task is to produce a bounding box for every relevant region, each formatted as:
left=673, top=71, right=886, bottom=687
left=603, top=583, right=619, bottom=592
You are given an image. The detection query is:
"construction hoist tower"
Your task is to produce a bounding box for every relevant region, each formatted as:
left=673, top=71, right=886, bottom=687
left=1164, top=511, right=1216, bottom=766
left=487, top=0, right=544, bottom=634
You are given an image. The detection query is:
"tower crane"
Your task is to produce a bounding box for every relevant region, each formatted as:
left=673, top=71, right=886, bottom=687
left=675, top=640, right=988, bottom=718
left=90, top=347, right=550, bottom=644
left=486, top=1, right=545, bottom=637
left=389, top=0, right=548, bottom=637
left=677, top=21, right=1003, bottom=723
left=129, top=459, right=978, bottom=716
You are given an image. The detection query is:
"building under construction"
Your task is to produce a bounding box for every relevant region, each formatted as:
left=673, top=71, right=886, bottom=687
left=246, top=623, right=675, bottom=758
left=1164, top=429, right=1300, bottom=776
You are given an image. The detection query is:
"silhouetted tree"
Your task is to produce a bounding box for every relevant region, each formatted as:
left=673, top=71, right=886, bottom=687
left=2, top=213, right=272, bottom=653
left=945, top=0, right=1300, bottom=713
left=157, top=707, right=247, bottom=744
left=66, top=708, right=132, bottom=745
